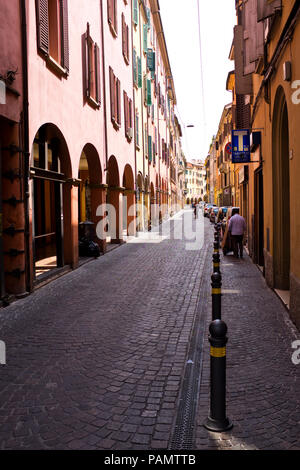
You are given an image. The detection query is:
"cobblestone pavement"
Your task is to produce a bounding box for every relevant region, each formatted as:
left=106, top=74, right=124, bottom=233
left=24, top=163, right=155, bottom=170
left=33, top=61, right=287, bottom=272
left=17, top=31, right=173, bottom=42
left=195, top=241, right=300, bottom=450
left=0, top=210, right=209, bottom=450
left=0, top=211, right=299, bottom=451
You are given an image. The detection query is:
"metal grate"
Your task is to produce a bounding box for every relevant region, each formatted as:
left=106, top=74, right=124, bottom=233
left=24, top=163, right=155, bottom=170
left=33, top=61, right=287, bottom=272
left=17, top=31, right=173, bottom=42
left=169, top=246, right=210, bottom=450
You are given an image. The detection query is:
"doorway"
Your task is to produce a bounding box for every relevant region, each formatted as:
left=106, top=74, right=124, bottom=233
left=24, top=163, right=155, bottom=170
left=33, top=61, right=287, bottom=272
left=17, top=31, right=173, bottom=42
left=272, top=87, right=290, bottom=291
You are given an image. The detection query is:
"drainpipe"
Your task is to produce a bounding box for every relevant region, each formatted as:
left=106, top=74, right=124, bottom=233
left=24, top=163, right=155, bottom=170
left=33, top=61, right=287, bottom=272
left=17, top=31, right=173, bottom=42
left=100, top=0, right=108, bottom=172
left=0, top=145, right=4, bottom=301
left=131, top=3, right=138, bottom=229
left=20, top=0, right=31, bottom=293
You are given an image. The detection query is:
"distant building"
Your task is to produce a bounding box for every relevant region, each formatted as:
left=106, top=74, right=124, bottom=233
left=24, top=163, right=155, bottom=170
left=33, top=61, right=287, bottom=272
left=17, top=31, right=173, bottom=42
left=185, top=160, right=206, bottom=204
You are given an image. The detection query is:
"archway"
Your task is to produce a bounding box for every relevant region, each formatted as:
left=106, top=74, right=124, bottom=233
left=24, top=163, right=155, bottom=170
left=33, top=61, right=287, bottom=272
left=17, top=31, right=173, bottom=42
left=30, top=123, right=72, bottom=279
left=144, top=176, right=150, bottom=231
left=122, top=164, right=135, bottom=236
left=78, top=144, right=104, bottom=253
left=149, top=182, right=155, bottom=230
left=136, top=172, right=144, bottom=232
left=106, top=156, right=122, bottom=243
left=272, top=86, right=290, bottom=290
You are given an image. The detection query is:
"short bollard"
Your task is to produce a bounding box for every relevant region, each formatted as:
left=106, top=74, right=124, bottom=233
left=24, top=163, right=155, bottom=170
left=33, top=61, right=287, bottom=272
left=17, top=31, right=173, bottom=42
left=211, top=272, right=222, bottom=320
left=204, top=319, right=233, bottom=432
left=213, top=240, right=219, bottom=253
left=213, top=252, right=220, bottom=273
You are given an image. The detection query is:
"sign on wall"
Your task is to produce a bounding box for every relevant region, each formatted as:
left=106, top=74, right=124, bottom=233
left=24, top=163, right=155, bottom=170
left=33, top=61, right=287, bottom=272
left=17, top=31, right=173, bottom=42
left=231, top=129, right=251, bottom=163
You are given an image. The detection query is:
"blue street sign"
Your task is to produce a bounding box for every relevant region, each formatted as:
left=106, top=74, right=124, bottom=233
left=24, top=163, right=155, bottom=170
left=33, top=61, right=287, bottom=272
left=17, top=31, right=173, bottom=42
left=231, top=129, right=251, bottom=163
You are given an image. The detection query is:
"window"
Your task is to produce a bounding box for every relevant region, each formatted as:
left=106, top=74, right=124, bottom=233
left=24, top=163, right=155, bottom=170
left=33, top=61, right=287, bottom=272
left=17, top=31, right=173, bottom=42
left=83, top=23, right=101, bottom=108
left=109, top=67, right=121, bottom=128
left=135, top=110, right=139, bottom=148
left=122, top=13, right=130, bottom=64
left=133, top=48, right=138, bottom=86
left=133, top=0, right=138, bottom=26
left=107, top=0, right=118, bottom=36
left=36, top=0, right=69, bottom=75
left=123, top=91, right=133, bottom=141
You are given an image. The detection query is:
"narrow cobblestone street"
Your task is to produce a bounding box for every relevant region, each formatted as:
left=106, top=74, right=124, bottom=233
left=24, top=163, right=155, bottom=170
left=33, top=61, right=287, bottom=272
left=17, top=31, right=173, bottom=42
left=0, top=211, right=299, bottom=451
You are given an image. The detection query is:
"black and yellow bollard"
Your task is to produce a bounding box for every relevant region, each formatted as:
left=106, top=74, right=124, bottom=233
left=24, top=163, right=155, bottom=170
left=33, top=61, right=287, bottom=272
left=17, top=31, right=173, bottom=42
left=213, top=252, right=221, bottom=273
left=211, top=272, right=222, bottom=320
left=203, top=319, right=233, bottom=432
left=213, top=240, right=219, bottom=254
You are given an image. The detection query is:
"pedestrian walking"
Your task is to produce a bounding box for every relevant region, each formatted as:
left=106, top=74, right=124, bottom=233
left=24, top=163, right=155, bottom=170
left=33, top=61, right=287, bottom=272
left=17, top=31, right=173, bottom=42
left=228, top=209, right=246, bottom=258
left=194, top=203, right=198, bottom=219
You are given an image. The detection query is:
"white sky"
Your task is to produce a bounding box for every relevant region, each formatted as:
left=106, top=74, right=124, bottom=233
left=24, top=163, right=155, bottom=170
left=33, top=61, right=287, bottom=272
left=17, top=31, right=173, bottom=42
left=159, top=0, right=236, bottom=162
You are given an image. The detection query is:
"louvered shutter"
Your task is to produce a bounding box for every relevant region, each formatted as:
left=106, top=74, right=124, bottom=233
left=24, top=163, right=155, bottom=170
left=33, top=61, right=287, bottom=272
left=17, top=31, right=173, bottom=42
left=137, top=57, right=142, bottom=88
left=124, top=91, right=128, bottom=135
left=86, top=24, right=91, bottom=98
left=36, top=0, right=49, bottom=55
left=117, top=79, right=121, bottom=126
left=234, top=25, right=252, bottom=94
left=95, top=43, right=101, bottom=104
left=148, top=136, right=152, bottom=162
left=83, top=28, right=90, bottom=98
left=113, top=0, right=118, bottom=34
left=133, top=0, right=138, bottom=25
left=122, top=14, right=126, bottom=57
left=109, top=67, right=115, bottom=122
left=147, top=79, right=152, bottom=106
left=143, top=24, right=148, bottom=53
left=60, top=0, right=69, bottom=72
left=133, top=49, right=137, bottom=85
left=126, top=25, right=129, bottom=62
left=108, top=0, right=113, bottom=25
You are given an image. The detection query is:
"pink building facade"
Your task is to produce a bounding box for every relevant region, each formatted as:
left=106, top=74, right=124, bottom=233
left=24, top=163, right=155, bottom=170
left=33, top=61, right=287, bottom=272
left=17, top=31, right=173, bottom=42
left=0, top=0, right=183, bottom=303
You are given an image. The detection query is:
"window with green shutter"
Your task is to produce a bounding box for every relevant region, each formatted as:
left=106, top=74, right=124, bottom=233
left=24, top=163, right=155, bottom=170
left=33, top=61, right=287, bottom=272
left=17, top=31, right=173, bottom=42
left=147, top=48, right=155, bottom=72
left=133, top=0, right=138, bottom=25
left=147, top=79, right=152, bottom=106
left=143, top=24, right=148, bottom=53
left=133, top=48, right=137, bottom=86
left=146, top=7, right=151, bottom=28
left=138, top=57, right=142, bottom=88
left=148, top=135, right=152, bottom=162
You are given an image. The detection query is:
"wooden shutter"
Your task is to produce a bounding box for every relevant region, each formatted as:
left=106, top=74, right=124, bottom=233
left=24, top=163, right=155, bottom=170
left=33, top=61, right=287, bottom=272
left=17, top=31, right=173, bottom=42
left=95, top=43, right=101, bottom=104
left=143, top=24, right=148, bottom=53
left=36, top=0, right=49, bottom=55
left=138, top=57, right=142, bottom=88
left=86, top=23, right=91, bottom=98
left=257, top=0, right=282, bottom=22
left=128, top=98, right=132, bottom=129
left=117, top=79, right=121, bottom=126
left=148, top=136, right=152, bottom=162
left=109, top=67, right=115, bottom=122
left=83, top=28, right=90, bottom=98
left=147, top=79, right=152, bottom=106
left=108, top=0, right=113, bottom=25
left=60, top=0, right=69, bottom=72
left=233, top=25, right=252, bottom=94
left=133, top=49, right=137, bottom=85
left=113, top=0, right=118, bottom=34
left=124, top=91, right=128, bottom=135
left=122, top=14, right=126, bottom=57
left=126, top=25, right=129, bottom=62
